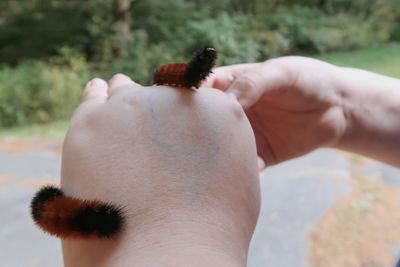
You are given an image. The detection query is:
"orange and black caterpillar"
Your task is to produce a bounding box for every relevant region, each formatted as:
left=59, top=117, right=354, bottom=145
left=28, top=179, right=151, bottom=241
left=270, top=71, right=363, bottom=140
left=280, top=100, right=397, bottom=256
left=30, top=185, right=124, bottom=239
left=153, top=47, right=217, bottom=88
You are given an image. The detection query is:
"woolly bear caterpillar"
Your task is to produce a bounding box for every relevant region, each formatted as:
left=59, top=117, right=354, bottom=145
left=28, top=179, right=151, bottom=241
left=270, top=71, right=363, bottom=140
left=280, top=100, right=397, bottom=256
left=153, top=47, right=217, bottom=88
left=30, top=186, right=124, bottom=239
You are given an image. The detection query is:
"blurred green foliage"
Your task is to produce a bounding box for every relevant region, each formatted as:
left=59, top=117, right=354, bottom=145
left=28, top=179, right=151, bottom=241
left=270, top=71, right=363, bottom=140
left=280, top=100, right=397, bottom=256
left=0, top=0, right=400, bottom=127
left=0, top=49, right=89, bottom=127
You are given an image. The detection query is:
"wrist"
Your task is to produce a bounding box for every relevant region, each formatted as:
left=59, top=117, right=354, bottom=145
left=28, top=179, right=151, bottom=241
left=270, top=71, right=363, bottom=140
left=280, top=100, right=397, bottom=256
left=333, top=67, right=379, bottom=151
left=333, top=67, right=400, bottom=165
left=62, top=209, right=250, bottom=267
left=332, top=66, right=359, bottom=150
left=60, top=163, right=259, bottom=267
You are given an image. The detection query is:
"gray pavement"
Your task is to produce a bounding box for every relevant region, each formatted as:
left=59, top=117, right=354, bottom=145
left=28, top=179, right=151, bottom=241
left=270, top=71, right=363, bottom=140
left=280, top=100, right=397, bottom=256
left=248, top=149, right=351, bottom=267
left=0, top=151, right=62, bottom=267
left=0, top=148, right=399, bottom=267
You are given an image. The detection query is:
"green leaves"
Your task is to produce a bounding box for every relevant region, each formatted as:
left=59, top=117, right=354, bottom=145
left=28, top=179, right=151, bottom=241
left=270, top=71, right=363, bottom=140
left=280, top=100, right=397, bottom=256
left=0, top=55, right=89, bottom=127
left=1, top=0, right=400, bottom=127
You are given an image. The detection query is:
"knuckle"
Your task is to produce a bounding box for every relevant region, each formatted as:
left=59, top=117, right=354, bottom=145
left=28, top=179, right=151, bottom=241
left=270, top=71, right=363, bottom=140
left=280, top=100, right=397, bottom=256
left=237, top=74, right=257, bottom=91
left=110, top=73, right=128, bottom=83
left=235, top=72, right=263, bottom=104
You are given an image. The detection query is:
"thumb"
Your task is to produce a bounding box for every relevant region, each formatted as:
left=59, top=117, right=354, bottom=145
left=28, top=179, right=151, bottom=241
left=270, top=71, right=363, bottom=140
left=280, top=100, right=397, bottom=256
left=226, top=62, right=286, bottom=110
left=226, top=70, right=265, bottom=110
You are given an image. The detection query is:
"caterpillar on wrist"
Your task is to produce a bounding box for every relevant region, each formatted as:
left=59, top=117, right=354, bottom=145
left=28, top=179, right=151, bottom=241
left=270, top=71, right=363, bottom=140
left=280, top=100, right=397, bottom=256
left=30, top=186, right=125, bottom=239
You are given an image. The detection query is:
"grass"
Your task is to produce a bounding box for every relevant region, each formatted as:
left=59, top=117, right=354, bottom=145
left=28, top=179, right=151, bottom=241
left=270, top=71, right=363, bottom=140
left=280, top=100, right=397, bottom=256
left=2, top=42, right=400, bottom=139
left=317, top=42, right=400, bottom=78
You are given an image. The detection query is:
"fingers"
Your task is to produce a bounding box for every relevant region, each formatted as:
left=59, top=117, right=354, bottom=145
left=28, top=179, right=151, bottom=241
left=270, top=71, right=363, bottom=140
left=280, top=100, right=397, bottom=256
left=82, top=78, right=109, bottom=102
left=82, top=74, right=142, bottom=104
left=202, top=68, right=234, bottom=90
left=226, top=61, right=288, bottom=110
left=108, top=73, right=140, bottom=96
left=226, top=70, right=266, bottom=110
left=202, top=63, right=260, bottom=90
left=203, top=61, right=288, bottom=109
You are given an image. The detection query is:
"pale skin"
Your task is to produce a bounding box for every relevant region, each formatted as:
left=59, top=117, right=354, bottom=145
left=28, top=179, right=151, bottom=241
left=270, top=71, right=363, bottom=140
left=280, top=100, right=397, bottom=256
left=61, top=75, right=260, bottom=267
left=204, top=56, right=400, bottom=167
left=62, top=56, right=400, bottom=267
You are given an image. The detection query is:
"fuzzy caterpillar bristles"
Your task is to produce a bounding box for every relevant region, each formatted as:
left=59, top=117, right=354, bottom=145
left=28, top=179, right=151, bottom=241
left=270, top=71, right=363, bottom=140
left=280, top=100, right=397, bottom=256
left=30, top=185, right=124, bottom=239
left=153, top=47, right=217, bottom=88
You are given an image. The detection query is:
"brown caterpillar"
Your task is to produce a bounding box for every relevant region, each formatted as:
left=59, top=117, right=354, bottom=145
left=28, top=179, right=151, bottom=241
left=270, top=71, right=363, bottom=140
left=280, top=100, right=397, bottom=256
left=153, top=47, right=217, bottom=88
left=30, top=186, right=124, bottom=239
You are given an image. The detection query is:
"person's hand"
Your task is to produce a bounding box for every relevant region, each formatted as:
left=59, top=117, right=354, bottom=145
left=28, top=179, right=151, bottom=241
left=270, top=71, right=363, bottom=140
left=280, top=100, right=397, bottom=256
left=204, top=56, right=347, bottom=167
left=60, top=74, right=260, bottom=267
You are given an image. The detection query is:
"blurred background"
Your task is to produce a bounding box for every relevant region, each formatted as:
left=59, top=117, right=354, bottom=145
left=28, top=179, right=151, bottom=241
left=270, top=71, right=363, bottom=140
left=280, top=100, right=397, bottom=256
left=0, top=0, right=399, bottom=266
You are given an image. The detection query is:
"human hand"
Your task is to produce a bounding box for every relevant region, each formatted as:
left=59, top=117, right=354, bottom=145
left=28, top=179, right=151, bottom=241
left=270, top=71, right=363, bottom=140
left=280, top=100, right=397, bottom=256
left=204, top=56, right=347, bottom=167
left=61, top=74, right=260, bottom=267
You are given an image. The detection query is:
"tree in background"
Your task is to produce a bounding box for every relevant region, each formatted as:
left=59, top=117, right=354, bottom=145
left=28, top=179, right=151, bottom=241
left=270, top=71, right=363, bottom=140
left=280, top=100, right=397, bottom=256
left=1, top=0, right=399, bottom=65
left=113, top=0, right=133, bottom=58
left=1, top=0, right=400, bottom=127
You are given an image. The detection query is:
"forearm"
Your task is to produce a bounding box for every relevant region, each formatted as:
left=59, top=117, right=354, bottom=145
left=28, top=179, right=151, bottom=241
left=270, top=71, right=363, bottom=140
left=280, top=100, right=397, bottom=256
left=335, top=67, right=400, bottom=166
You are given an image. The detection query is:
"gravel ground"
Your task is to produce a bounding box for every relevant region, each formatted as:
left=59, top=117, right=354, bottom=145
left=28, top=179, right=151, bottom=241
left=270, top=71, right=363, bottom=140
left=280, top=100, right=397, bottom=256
left=0, top=146, right=398, bottom=267
left=248, top=149, right=351, bottom=267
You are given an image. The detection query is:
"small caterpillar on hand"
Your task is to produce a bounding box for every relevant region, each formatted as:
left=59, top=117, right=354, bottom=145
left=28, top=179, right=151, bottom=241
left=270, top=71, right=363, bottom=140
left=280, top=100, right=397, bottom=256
left=30, top=186, right=124, bottom=239
left=153, top=47, right=217, bottom=89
